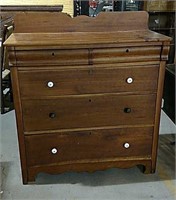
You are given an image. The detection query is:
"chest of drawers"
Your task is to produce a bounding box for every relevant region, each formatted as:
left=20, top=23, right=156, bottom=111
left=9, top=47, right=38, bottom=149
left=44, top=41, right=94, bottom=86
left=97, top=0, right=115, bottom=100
left=4, top=11, right=171, bottom=184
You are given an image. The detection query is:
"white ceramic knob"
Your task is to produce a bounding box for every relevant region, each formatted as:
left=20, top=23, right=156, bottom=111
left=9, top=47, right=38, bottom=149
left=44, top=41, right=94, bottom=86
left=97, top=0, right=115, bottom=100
left=51, top=148, right=58, bottom=154
left=126, top=77, right=133, bottom=84
left=124, top=143, right=130, bottom=149
left=47, top=81, right=54, bottom=88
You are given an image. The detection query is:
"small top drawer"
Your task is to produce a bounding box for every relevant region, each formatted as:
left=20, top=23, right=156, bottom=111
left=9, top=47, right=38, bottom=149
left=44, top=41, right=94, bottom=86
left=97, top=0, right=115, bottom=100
left=15, top=49, right=89, bottom=66
left=18, top=65, right=159, bottom=98
left=92, top=46, right=161, bottom=64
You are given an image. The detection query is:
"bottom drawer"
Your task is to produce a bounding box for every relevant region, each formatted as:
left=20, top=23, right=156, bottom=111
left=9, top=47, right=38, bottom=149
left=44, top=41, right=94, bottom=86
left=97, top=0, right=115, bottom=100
left=25, top=127, right=153, bottom=167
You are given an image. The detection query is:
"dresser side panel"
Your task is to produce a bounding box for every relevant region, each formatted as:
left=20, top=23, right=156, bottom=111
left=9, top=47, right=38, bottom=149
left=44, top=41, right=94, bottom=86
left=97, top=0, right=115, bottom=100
left=10, top=67, right=28, bottom=184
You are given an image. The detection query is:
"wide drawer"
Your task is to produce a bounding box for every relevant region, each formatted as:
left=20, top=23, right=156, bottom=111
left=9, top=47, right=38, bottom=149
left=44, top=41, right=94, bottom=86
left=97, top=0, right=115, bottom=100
left=22, top=94, right=156, bottom=132
left=25, top=127, right=153, bottom=167
left=18, top=65, right=159, bottom=97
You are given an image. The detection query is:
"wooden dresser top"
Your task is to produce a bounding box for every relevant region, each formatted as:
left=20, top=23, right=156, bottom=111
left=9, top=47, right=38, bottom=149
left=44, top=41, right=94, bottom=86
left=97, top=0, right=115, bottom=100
left=4, top=11, right=171, bottom=48
left=4, top=30, right=171, bottom=47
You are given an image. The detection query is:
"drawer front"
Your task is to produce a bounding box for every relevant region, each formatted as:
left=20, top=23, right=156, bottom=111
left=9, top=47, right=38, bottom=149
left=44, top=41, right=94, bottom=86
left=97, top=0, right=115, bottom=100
left=19, top=65, right=159, bottom=97
left=15, top=46, right=161, bottom=66
left=92, top=46, right=161, bottom=64
left=25, top=127, right=153, bottom=167
left=22, top=94, right=156, bottom=132
left=15, top=49, right=89, bottom=66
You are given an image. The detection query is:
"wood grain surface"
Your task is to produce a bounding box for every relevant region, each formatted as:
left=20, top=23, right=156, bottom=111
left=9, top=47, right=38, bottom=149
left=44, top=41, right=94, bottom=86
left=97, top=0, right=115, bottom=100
left=4, top=31, right=171, bottom=48
left=22, top=94, right=156, bottom=131
left=13, top=11, right=149, bottom=33
left=18, top=65, right=159, bottom=97
left=11, top=46, right=162, bottom=66
left=25, top=127, right=153, bottom=167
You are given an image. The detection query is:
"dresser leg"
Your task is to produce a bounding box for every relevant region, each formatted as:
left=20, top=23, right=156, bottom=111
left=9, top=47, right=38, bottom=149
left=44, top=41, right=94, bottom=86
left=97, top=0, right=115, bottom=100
left=22, top=177, right=28, bottom=185
left=21, top=171, right=28, bottom=185
left=138, top=162, right=153, bottom=174
left=143, top=166, right=152, bottom=174
left=27, top=175, right=36, bottom=184
left=22, top=173, right=36, bottom=184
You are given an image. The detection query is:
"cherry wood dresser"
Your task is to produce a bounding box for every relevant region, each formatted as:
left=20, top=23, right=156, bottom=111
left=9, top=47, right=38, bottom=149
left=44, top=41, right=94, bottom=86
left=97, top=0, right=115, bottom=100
left=4, top=11, right=171, bottom=184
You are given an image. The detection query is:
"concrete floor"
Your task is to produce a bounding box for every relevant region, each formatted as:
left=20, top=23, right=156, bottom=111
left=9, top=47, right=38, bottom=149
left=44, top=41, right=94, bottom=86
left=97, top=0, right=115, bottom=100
left=0, top=110, right=175, bottom=200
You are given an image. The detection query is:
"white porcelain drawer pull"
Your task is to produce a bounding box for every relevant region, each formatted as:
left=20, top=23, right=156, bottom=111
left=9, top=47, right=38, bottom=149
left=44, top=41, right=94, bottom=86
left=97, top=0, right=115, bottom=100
left=126, top=77, right=133, bottom=84
left=51, top=148, right=58, bottom=154
left=124, top=143, right=130, bottom=149
left=47, top=81, right=54, bottom=88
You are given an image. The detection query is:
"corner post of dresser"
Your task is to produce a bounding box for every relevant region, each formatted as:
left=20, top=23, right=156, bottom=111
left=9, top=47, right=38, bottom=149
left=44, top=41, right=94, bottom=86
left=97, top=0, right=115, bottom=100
left=160, top=41, right=171, bottom=61
left=152, top=60, right=167, bottom=173
left=10, top=65, right=28, bottom=184
left=152, top=40, right=171, bottom=172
